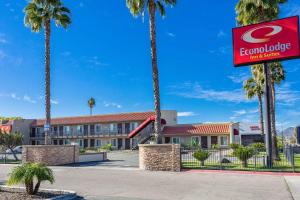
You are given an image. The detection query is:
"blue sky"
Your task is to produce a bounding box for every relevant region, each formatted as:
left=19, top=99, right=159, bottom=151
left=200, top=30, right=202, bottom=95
left=0, top=0, right=300, bottom=129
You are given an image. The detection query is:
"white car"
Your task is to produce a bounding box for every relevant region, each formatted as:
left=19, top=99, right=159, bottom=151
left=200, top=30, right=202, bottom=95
left=5, top=146, right=23, bottom=154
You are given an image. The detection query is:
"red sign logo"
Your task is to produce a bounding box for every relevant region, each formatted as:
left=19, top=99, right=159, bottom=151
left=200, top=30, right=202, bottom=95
left=233, top=16, right=300, bottom=66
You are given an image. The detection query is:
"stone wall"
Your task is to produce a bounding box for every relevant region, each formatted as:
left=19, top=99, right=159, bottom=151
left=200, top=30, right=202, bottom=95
left=139, top=144, right=181, bottom=172
left=22, top=145, right=79, bottom=166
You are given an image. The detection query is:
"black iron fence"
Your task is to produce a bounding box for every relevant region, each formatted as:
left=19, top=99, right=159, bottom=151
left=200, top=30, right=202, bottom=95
left=181, top=146, right=299, bottom=172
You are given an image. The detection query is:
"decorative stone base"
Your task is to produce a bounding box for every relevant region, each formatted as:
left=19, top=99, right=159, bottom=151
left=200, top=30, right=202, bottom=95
left=22, top=145, right=79, bottom=166
left=139, top=144, right=181, bottom=172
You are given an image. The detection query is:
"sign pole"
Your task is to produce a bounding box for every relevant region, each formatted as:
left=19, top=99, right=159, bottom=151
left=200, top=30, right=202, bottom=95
left=263, top=63, right=273, bottom=168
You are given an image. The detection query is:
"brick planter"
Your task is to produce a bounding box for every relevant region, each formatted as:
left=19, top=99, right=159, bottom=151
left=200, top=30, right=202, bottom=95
left=22, top=145, right=79, bottom=166
left=139, top=144, right=181, bottom=172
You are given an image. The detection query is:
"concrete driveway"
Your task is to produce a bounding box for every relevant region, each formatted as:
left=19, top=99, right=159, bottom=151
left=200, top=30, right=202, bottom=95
left=70, top=150, right=139, bottom=168
left=0, top=164, right=299, bottom=200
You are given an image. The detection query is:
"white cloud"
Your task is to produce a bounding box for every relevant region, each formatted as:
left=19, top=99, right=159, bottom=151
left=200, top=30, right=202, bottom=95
left=178, top=112, right=197, bottom=117
left=230, top=108, right=259, bottom=121
left=50, top=99, right=59, bottom=105
left=217, top=30, right=226, bottom=38
left=228, top=72, right=251, bottom=84
left=169, top=82, right=248, bottom=103
left=277, top=82, right=300, bottom=106
left=87, top=56, right=109, bottom=66
left=166, top=32, right=175, bottom=38
left=209, top=46, right=232, bottom=55
left=23, top=95, right=36, bottom=104
left=103, top=101, right=122, bottom=109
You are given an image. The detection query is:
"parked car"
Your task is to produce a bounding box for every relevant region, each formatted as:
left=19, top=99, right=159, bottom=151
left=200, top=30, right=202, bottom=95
left=5, top=146, right=23, bottom=154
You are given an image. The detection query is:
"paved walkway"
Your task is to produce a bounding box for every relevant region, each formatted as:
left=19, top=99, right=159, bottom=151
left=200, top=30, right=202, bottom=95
left=0, top=164, right=299, bottom=200
left=71, top=150, right=139, bottom=168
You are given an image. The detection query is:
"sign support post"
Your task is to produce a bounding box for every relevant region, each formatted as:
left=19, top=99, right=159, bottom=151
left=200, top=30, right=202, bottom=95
left=263, top=63, right=273, bottom=168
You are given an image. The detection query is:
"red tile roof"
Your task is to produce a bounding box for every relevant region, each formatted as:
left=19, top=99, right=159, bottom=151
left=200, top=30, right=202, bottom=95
left=163, top=123, right=231, bottom=136
left=32, top=111, right=155, bottom=127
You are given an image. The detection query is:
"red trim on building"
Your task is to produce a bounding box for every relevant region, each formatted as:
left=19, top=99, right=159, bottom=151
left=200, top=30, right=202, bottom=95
left=128, top=116, right=166, bottom=139
left=163, top=123, right=231, bottom=136
left=32, top=111, right=156, bottom=126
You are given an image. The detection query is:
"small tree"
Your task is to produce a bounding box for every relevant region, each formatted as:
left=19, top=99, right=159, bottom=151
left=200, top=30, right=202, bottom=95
left=251, top=142, right=265, bottom=152
left=230, top=143, right=241, bottom=150
left=193, top=149, right=210, bottom=166
left=7, top=163, right=54, bottom=195
left=0, top=131, right=23, bottom=160
left=233, top=146, right=255, bottom=168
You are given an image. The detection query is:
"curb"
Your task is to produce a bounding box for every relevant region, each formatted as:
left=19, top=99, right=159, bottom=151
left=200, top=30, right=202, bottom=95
left=0, top=186, right=77, bottom=200
left=183, top=169, right=300, bottom=176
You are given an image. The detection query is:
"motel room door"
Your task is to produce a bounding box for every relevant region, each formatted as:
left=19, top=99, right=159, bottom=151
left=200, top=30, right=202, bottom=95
left=201, top=136, right=208, bottom=148
left=125, top=139, right=131, bottom=150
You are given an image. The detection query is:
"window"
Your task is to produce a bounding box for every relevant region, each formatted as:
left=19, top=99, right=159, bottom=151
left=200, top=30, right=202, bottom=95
left=102, top=124, right=110, bottom=134
left=110, top=124, right=117, bottom=133
left=172, top=137, right=180, bottom=144
left=77, top=139, right=83, bottom=147
left=111, top=139, right=117, bottom=147
left=96, top=139, right=101, bottom=147
left=130, top=122, right=139, bottom=131
left=191, top=136, right=200, bottom=145
left=65, top=139, right=70, bottom=145
left=95, top=124, right=101, bottom=133
left=220, top=136, right=228, bottom=146
left=77, top=125, right=83, bottom=135
left=64, top=126, right=71, bottom=135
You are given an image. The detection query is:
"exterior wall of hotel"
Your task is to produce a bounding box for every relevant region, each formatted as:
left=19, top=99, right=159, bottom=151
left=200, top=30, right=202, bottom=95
left=164, top=134, right=230, bottom=148
left=11, top=119, right=35, bottom=145
left=30, top=110, right=177, bottom=149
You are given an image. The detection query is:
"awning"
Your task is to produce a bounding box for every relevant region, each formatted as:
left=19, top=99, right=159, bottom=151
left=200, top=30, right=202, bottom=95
left=128, top=116, right=166, bottom=139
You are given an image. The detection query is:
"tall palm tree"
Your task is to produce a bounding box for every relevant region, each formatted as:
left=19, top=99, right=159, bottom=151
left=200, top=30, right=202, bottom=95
left=236, top=0, right=286, bottom=160
left=88, top=97, right=96, bottom=116
left=24, top=0, right=71, bottom=145
left=126, top=0, right=176, bottom=144
left=243, top=77, right=264, bottom=135
left=251, top=63, right=285, bottom=159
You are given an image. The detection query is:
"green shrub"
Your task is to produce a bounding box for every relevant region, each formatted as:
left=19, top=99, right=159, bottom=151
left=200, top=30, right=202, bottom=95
left=221, top=158, right=231, bottom=164
left=233, top=147, right=255, bottom=167
left=193, top=150, right=210, bottom=166
left=230, top=143, right=241, bottom=150
left=7, top=163, right=54, bottom=195
left=250, top=142, right=265, bottom=152
left=212, top=144, right=220, bottom=149
left=101, top=144, right=112, bottom=151
left=79, top=149, right=86, bottom=154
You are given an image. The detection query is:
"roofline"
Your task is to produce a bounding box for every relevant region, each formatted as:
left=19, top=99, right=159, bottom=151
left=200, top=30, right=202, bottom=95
left=34, top=110, right=176, bottom=121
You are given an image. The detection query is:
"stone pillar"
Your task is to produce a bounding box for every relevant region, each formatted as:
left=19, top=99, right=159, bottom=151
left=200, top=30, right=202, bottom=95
left=139, top=144, right=181, bottom=172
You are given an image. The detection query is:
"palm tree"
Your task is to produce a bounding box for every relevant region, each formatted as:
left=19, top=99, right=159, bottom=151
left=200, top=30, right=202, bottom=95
left=24, top=0, right=71, bottom=145
left=7, top=163, right=54, bottom=195
left=243, top=77, right=264, bottom=135
left=88, top=97, right=96, bottom=116
left=126, top=0, right=176, bottom=144
left=236, top=0, right=287, bottom=160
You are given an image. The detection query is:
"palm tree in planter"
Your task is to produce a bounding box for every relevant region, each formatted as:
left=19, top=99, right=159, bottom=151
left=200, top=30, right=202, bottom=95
left=88, top=97, right=96, bottom=116
left=24, top=0, right=71, bottom=145
left=7, top=163, right=54, bottom=195
left=126, top=0, right=176, bottom=144
left=233, top=146, right=255, bottom=168
left=193, top=149, right=210, bottom=167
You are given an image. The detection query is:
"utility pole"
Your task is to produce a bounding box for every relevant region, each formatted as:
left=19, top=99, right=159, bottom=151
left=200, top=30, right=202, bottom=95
left=263, top=63, right=273, bottom=168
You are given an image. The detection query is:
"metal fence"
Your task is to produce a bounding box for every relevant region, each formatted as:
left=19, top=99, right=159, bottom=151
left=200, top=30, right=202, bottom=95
left=0, top=151, right=22, bottom=164
left=181, top=147, right=299, bottom=172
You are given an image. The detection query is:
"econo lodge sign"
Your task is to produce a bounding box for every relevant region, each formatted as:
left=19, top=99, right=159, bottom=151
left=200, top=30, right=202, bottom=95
left=233, top=16, right=300, bottom=66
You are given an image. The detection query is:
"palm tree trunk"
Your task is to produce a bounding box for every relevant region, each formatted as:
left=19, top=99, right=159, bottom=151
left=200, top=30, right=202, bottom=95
left=149, top=0, right=162, bottom=144
left=44, top=19, right=51, bottom=145
left=33, top=181, right=41, bottom=195
left=258, top=95, right=264, bottom=136
left=270, top=81, right=280, bottom=160
left=90, top=107, right=92, bottom=116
